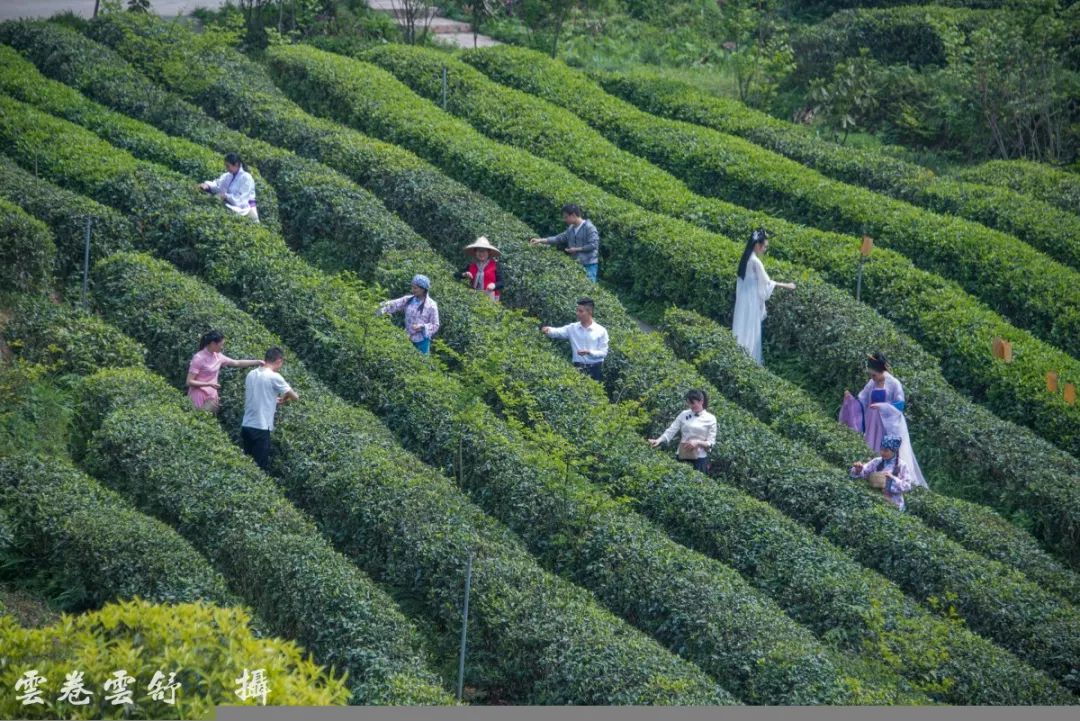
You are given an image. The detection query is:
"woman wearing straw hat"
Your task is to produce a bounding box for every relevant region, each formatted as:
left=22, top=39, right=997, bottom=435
left=377, top=274, right=441, bottom=354
left=461, top=236, right=504, bottom=302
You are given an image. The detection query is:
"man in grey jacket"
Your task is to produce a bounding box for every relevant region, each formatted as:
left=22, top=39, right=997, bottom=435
left=529, top=203, right=600, bottom=282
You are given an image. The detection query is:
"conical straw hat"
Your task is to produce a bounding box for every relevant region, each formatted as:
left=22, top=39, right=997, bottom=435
left=464, top=236, right=501, bottom=258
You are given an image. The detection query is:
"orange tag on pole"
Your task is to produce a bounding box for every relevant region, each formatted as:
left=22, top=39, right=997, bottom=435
left=1066, top=383, right=1076, bottom=405
left=991, top=338, right=1013, bottom=362
left=860, top=235, right=874, bottom=257
left=1047, top=371, right=1059, bottom=393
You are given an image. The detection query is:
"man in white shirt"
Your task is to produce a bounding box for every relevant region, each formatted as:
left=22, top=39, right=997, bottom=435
left=541, top=297, right=609, bottom=381
left=198, top=152, right=259, bottom=222
left=240, top=346, right=299, bottom=471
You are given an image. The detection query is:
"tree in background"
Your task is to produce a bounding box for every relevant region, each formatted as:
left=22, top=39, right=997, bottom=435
left=809, top=48, right=881, bottom=145
left=391, top=0, right=437, bottom=43
left=941, top=9, right=1077, bottom=163
left=717, top=0, right=795, bottom=109
left=514, top=0, right=608, bottom=57
left=460, top=0, right=499, bottom=47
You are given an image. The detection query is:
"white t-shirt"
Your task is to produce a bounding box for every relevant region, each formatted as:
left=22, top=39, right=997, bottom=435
left=241, top=366, right=292, bottom=431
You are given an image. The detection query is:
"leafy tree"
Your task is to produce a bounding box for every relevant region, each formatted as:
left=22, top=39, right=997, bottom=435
left=809, top=48, right=881, bottom=145
left=941, top=10, right=1077, bottom=162
left=515, top=0, right=608, bottom=57
left=716, top=0, right=795, bottom=109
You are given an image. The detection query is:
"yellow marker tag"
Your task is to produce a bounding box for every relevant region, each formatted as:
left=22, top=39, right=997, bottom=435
left=860, top=235, right=874, bottom=257
left=1047, top=371, right=1059, bottom=393
left=1066, top=383, right=1076, bottom=406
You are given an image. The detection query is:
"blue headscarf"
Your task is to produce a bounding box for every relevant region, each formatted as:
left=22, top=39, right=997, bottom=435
left=878, top=435, right=901, bottom=472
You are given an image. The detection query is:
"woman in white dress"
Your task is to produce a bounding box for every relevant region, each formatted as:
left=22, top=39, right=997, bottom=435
left=732, top=228, right=795, bottom=364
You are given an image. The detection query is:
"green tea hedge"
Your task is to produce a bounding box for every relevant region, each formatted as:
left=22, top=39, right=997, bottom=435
left=461, top=46, right=1080, bottom=356
left=2, top=298, right=146, bottom=378
left=0, top=453, right=234, bottom=609
left=8, top=25, right=1071, bottom=699
left=0, top=155, right=134, bottom=286
left=373, top=43, right=1080, bottom=456
left=54, top=21, right=1080, bottom=669
left=75, top=366, right=454, bottom=706
left=591, top=67, right=1080, bottom=271
left=0, top=197, right=53, bottom=296
left=953, top=159, right=1080, bottom=215
left=91, top=251, right=735, bottom=706
left=660, top=306, right=1080, bottom=606
left=249, top=43, right=1080, bottom=562
left=0, top=41, right=282, bottom=234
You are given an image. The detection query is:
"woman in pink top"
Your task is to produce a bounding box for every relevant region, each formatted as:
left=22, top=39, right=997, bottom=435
left=186, top=330, right=263, bottom=413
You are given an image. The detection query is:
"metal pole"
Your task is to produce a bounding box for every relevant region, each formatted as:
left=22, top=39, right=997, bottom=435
left=855, top=256, right=865, bottom=303
left=81, top=217, right=92, bottom=309
left=456, top=550, right=474, bottom=702
left=442, top=66, right=448, bottom=110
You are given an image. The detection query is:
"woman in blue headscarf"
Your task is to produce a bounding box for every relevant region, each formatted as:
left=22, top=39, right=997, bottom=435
left=850, top=435, right=916, bottom=511
left=377, top=274, right=441, bottom=354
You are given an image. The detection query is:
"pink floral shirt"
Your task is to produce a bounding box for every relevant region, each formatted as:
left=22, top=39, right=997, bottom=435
left=187, top=348, right=234, bottom=409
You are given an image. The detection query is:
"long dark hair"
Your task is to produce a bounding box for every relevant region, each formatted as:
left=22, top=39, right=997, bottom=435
left=737, top=228, right=769, bottom=279
left=198, top=330, right=224, bottom=351
left=686, top=389, right=708, bottom=409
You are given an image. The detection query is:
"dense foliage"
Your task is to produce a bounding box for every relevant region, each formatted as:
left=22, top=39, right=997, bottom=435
left=0, top=599, right=350, bottom=718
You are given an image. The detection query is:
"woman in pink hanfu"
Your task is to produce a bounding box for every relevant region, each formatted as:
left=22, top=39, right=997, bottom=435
left=186, top=330, right=264, bottom=413
left=839, top=352, right=927, bottom=488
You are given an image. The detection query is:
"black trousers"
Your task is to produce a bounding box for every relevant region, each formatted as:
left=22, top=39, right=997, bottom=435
left=241, top=426, right=272, bottom=472
left=574, top=361, right=604, bottom=382
left=679, top=457, right=710, bottom=474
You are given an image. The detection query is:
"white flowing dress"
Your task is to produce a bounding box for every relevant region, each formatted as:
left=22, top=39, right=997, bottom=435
left=732, top=254, right=775, bottom=365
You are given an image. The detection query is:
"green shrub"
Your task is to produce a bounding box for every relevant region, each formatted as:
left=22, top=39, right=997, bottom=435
left=90, top=252, right=736, bottom=706
left=76, top=366, right=454, bottom=706
left=789, top=6, right=1002, bottom=81
left=0, top=198, right=53, bottom=296
left=87, top=19, right=1079, bottom=583
left=55, top=105, right=1078, bottom=704
left=250, top=42, right=1080, bottom=562
left=0, top=156, right=135, bottom=286
left=592, top=67, right=1080, bottom=271
left=252, top=44, right=1080, bottom=691
left=0, top=41, right=282, bottom=235
left=462, top=46, right=1080, bottom=356
left=14, top=23, right=1071, bottom=703
left=953, top=158, right=1080, bottom=215
left=660, top=306, right=1080, bottom=606
left=0, top=453, right=234, bottom=610
left=456, top=46, right=1080, bottom=458
left=2, top=298, right=146, bottom=378
left=0, top=598, right=349, bottom=719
